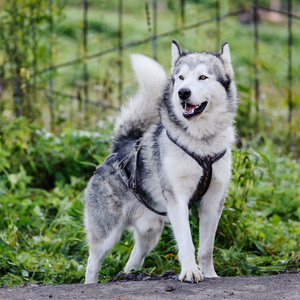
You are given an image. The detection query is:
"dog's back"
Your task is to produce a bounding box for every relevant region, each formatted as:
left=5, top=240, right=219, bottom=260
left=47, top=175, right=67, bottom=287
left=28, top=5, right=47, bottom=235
left=112, top=55, right=167, bottom=152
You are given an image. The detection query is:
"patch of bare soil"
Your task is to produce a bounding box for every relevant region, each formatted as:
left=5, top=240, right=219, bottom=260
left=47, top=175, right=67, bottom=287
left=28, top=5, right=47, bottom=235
left=0, top=272, right=299, bottom=300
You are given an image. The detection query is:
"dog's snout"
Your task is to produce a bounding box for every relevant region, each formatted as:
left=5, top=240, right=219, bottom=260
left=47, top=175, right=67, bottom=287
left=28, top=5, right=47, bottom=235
left=178, top=88, right=191, bottom=100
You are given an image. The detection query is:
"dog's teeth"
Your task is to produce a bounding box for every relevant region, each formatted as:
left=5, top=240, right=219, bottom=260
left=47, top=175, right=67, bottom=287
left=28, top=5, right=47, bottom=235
left=187, top=104, right=198, bottom=114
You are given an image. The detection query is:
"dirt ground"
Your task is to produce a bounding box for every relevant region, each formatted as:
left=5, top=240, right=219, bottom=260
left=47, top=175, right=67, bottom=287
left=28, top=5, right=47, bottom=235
left=0, top=272, right=299, bottom=300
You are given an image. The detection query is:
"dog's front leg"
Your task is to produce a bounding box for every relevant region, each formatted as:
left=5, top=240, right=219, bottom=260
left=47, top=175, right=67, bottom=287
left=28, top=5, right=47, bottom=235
left=167, top=195, right=203, bottom=283
left=198, top=188, right=225, bottom=278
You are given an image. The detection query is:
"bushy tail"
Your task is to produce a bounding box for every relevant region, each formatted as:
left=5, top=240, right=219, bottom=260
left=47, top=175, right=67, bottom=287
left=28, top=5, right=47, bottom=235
left=113, top=55, right=167, bottom=147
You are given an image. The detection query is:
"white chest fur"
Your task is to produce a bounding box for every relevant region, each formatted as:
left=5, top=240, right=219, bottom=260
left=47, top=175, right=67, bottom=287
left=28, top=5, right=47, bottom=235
left=162, top=135, right=232, bottom=205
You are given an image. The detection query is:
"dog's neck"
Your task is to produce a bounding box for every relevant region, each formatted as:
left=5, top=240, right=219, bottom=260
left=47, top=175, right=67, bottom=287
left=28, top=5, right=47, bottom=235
left=162, top=117, right=234, bottom=157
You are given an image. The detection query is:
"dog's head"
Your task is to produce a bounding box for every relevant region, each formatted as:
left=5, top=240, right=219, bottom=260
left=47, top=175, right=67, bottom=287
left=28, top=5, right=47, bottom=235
left=167, top=40, right=238, bottom=138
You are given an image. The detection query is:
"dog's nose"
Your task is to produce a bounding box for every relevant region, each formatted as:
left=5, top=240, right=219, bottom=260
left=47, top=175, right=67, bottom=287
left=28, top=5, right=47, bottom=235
left=178, top=88, right=191, bottom=100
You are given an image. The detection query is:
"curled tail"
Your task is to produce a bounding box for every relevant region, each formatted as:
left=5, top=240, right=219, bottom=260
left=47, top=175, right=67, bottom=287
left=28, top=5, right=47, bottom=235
left=113, top=55, right=167, bottom=151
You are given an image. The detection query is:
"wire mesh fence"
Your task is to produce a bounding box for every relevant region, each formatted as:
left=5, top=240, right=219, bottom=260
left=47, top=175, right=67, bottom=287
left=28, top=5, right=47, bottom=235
left=0, top=0, right=299, bottom=135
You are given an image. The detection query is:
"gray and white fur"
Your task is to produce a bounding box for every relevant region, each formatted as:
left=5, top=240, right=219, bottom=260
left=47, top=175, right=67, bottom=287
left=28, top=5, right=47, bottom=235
left=84, top=41, right=238, bottom=283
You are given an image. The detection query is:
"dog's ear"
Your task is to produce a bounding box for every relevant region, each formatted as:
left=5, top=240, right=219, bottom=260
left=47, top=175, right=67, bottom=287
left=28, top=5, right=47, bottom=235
left=171, top=40, right=182, bottom=67
left=218, top=42, right=233, bottom=77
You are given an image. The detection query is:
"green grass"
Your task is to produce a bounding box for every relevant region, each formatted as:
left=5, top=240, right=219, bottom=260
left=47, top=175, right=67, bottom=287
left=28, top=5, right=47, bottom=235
left=0, top=117, right=299, bottom=286
left=0, top=0, right=300, bottom=287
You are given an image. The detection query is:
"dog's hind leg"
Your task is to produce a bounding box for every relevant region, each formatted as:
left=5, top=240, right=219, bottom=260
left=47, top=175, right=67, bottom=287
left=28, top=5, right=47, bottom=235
left=85, top=224, right=124, bottom=284
left=124, top=218, right=164, bottom=273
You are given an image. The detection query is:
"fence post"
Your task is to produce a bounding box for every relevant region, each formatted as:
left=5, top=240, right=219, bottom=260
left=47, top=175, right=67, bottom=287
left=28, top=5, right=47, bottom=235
left=180, top=0, right=185, bottom=28
left=118, top=0, right=123, bottom=106
left=83, top=0, right=89, bottom=123
left=216, top=0, right=221, bottom=49
left=145, top=1, right=151, bottom=35
left=11, top=1, right=22, bottom=117
left=30, top=4, right=38, bottom=110
left=152, top=0, right=157, bottom=60
left=48, top=0, right=54, bottom=131
left=287, top=0, right=293, bottom=123
left=253, top=0, right=260, bottom=112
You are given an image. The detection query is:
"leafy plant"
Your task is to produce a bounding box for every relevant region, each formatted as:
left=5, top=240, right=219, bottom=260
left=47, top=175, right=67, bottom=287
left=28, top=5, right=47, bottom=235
left=0, top=124, right=299, bottom=286
left=0, top=116, right=113, bottom=190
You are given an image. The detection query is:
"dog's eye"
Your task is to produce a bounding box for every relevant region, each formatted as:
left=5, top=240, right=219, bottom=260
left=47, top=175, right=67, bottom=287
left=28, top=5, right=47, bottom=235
left=179, top=75, right=184, bottom=80
left=199, top=75, right=207, bottom=80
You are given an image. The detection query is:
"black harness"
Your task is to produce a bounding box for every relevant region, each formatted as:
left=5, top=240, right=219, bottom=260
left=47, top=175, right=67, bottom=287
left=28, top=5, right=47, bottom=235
left=95, top=132, right=226, bottom=216
left=166, top=131, right=227, bottom=210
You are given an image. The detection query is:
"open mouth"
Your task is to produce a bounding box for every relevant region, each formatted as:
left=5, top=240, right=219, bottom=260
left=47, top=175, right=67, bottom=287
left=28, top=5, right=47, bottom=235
left=181, top=101, right=208, bottom=119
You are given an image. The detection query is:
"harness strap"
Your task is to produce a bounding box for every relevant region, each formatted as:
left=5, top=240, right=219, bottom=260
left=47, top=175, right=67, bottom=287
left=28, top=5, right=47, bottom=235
left=95, top=132, right=226, bottom=217
left=166, top=131, right=226, bottom=209
left=116, top=140, right=167, bottom=216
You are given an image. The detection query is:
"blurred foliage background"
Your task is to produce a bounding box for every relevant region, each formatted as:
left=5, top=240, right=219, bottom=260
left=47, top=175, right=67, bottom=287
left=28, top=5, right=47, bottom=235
left=0, top=0, right=299, bottom=286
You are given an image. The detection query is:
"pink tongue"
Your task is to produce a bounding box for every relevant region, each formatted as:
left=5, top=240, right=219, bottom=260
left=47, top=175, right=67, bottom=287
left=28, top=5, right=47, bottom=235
left=185, top=103, right=197, bottom=114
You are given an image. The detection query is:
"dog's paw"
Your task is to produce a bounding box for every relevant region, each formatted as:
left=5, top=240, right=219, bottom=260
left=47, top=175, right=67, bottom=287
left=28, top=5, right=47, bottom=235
left=179, top=265, right=203, bottom=283
left=201, top=267, right=219, bottom=278
left=203, top=272, right=218, bottom=278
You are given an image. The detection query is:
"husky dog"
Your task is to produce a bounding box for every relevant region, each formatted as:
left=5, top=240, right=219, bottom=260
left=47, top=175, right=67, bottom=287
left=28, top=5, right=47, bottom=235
left=84, top=41, right=238, bottom=283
